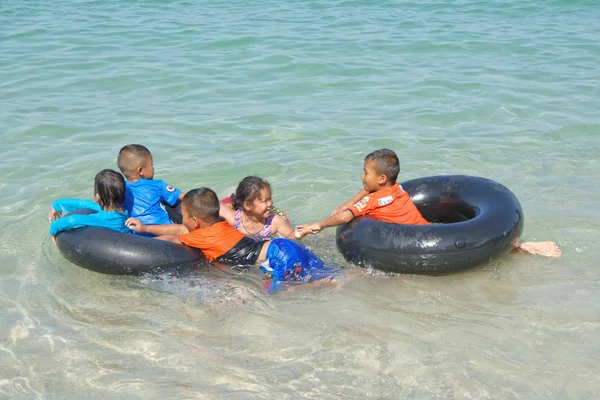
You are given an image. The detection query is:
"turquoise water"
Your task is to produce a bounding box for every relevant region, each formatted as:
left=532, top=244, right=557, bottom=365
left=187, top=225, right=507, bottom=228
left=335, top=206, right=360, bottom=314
left=2, top=0, right=599, bottom=398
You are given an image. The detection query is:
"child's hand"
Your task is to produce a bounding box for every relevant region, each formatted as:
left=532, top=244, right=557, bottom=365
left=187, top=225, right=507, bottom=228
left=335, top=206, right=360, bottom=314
left=48, top=207, right=61, bottom=222
left=51, top=235, right=57, bottom=245
left=295, top=224, right=322, bottom=236
left=293, top=227, right=307, bottom=239
left=125, top=217, right=145, bottom=233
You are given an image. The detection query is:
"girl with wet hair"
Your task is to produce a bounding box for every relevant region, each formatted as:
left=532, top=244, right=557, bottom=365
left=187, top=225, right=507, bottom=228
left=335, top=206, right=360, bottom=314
left=220, top=176, right=297, bottom=240
left=48, top=169, right=131, bottom=243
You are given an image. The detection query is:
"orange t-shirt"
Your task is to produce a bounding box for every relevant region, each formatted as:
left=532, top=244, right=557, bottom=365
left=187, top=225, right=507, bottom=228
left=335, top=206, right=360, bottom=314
left=179, top=221, right=246, bottom=261
left=350, top=183, right=429, bottom=225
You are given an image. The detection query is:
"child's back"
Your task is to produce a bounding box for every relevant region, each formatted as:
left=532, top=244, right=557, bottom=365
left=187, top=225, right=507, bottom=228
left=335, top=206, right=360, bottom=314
left=117, top=144, right=184, bottom=225
left=349, top=182, right=428, bottom=225
left=49, top=169, right=131, bottom=237
left=126, top=188, right=339, bottom=286
left=124, top=180, right=181, bottom=225
left=179, top=219, right=265, bottom=265
left=179, top=218, right=335, bottom=284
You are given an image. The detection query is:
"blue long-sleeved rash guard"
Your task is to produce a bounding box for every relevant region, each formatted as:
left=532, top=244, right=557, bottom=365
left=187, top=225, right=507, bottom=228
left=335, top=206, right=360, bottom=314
left=49, top=198, right=131, bottom=236
left=123, top=179, right=182, bottom=225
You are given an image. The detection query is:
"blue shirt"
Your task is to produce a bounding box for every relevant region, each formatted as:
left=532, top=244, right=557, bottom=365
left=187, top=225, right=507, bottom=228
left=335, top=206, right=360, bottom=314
left=49, top=199, right=130, bottom=236
left=123, top=179, right=182, bottom=225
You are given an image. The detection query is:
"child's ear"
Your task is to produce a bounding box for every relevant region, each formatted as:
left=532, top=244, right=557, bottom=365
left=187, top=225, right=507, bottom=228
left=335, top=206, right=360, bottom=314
left=137, top=166, right=144, bottom=177
left=243, top=200, right=252, bottom=210
left=93, top=193, right=103, bottom=206
left=378, top=174, right=388, bottom=185
left=192, top=216, right=202, bottom=229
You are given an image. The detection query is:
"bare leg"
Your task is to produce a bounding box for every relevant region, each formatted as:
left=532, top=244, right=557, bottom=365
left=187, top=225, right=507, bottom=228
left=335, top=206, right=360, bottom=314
left=511, top=241, right=561, bottom=257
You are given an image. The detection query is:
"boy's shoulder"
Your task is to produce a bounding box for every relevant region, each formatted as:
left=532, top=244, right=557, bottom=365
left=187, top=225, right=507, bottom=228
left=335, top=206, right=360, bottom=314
left=369, top=183, right=399, bottom=197
left=128, top=179, right=176, bottom=192
left=364, top=184, right=402, bottom=206
left=187, top=220, right=240, bottom=236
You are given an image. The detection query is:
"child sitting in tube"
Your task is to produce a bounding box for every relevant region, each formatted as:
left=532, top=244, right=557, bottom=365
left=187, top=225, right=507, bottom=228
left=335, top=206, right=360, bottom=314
left=220, top=176, right=295, bottom=240
left=117, top=144, right=185, bottom=227
left=125, top=188, right=340, bottom=292
left=48, top=169, right=131, bottom=244
left=296, top=148, right=561, bottom=258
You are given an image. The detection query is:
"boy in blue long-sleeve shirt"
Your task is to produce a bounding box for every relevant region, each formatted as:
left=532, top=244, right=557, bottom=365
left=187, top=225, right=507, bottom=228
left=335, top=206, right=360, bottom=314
left=117, top=144, right=185, bottom=226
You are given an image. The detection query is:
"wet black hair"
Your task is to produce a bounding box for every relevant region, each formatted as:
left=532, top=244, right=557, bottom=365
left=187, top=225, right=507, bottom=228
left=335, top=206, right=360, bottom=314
left=364, top=149, right=400, bottom=184
left=182, top=187, right=221, bottom=224
left=94, top=169, right=126, bottom=210
left=230, top=176, right=271, bottom=210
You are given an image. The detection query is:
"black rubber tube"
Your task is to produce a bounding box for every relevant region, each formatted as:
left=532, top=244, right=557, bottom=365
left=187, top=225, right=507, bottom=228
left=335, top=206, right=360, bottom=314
left=335, top=175, right=524, bottom=274
left=56, top=209, right=206, bottom=275
left=165, top=202, right=182, bottom=224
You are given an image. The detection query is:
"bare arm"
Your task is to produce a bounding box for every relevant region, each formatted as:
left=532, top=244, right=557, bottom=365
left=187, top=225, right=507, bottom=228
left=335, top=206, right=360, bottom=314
left=296, top=209, right=354, bottom=238
left=332, top=189, right=368, bottom=215
left=178, top=191, right=186, bottom=201
left=219, top=202, right=236, bottom=225
left=156, top=235, right=182, bottom=243
left=125, top=217, right=189, bottom=236
left=271, top=214, right=295, bottom=239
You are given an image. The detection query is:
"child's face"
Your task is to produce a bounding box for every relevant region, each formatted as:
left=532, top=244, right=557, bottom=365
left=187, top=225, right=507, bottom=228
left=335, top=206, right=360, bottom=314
left=362, top=159, right=385, bottom=192
left=245, top=187, right=273, bottom=219
left=139, top=156, right=155, bottom=179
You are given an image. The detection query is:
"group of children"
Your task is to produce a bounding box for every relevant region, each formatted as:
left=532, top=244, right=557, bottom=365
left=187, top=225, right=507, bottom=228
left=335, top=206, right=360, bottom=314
left=49, top=146, right=561, bottom=287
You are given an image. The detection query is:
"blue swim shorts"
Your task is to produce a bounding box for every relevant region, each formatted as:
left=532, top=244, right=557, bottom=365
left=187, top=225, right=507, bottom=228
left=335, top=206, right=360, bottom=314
left=260, top=238, right=341, bottom=283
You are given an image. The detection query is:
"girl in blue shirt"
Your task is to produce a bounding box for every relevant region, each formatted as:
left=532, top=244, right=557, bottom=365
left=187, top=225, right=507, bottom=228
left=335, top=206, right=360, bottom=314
left=48, top=169, right=131, bottom=243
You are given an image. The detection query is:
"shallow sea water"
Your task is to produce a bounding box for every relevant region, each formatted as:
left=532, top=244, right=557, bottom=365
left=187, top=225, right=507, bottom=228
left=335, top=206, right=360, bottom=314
left=1, top=0, right=599, bottom=398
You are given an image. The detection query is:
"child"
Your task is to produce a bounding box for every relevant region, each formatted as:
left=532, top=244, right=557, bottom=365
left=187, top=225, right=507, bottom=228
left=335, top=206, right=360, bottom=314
left=296, top=149, right=561, bottom=258
left=296, top=149, right=428, bottom=238
left=117, top=144, right=185, bottom=226
left=125, top=188, right=338, bottom=287
left=48, top=169, right=131, bottom=243
left=220, top=176, right=295, bottom=240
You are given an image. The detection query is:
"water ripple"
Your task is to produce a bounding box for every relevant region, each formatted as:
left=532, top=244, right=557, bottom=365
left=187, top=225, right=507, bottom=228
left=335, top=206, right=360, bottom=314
left=1, top=0, right=600, bottom=397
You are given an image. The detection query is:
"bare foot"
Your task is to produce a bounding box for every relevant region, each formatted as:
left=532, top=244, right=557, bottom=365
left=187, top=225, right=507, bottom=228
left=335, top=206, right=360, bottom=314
left=514, top=241, right=561, bottom=257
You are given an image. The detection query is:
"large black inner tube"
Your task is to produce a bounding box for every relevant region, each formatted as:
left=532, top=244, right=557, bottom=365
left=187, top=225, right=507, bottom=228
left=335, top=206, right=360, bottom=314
left=56, top=209, right=206, bottom=275
left=335, top=175, right=524, bottom=274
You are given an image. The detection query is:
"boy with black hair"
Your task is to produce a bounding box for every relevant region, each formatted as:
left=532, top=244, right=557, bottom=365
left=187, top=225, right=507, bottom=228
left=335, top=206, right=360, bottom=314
left=125, top=188, right=338, bottom=286
left=117, top=144, right=185, bottom=226
left=296, top=149, right=560, bottom=257
left=296, top=148, right=428, bottom=238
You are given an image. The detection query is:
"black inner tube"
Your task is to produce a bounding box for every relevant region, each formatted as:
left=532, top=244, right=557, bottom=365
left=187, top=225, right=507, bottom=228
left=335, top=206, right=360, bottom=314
left=165, top=201, right=183, bottom=224
left=419, top=198, right=477, bottom=223
left=335, top=175, right=524, bottom=275
left=55, top=208, right=206, bottom=275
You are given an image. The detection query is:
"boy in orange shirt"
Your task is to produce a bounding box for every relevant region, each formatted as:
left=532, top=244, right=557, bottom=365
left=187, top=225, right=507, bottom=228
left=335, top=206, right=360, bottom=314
left=296, top=149, right=560, bottom=258
left=125, top=188, right=339, bottom=289
left=296, top=149, right=428, bottom=238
